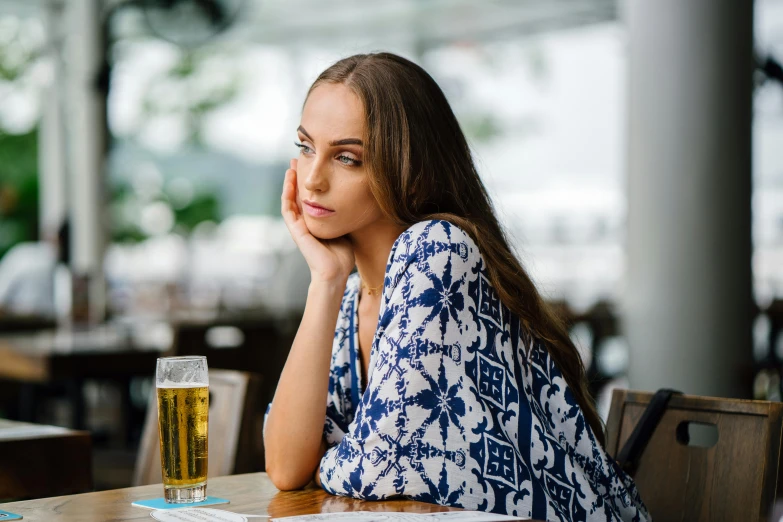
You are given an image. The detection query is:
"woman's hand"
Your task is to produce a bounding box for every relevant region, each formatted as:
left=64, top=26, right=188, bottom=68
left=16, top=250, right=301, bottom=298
left=281, top=159, right=355, bottom=285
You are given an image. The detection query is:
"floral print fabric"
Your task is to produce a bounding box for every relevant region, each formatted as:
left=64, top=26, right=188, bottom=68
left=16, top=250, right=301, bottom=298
left=319, top=220, right=650, bottom=522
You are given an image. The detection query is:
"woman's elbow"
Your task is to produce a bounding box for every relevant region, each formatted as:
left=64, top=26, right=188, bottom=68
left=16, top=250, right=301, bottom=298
left=266, top=461, right=315, bottom=491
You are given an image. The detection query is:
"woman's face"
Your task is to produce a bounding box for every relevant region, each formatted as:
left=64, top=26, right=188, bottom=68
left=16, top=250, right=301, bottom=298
left=295, top=82, right=384, bottom=240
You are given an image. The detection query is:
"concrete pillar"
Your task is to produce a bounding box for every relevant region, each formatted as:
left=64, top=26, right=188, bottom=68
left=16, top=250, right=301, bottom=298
left=624, top=0, right=755, bottom=398
left=39, top=0, right=68, bottom=242
left=64, top=0, right=108, bottom=323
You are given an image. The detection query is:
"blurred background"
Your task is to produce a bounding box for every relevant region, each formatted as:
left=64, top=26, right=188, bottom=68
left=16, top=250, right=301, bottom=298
left=0, top=0, right=781, bottom=497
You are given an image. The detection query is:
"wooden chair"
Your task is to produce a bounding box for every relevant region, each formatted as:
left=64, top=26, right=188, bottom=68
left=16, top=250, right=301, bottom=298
left=171, top=320, right=294, bottom=413
left=605, top=389, right=783, bottom=522
left=133, top=369, right=263, bottom=486
left=170, top=319, right=295, bottom=380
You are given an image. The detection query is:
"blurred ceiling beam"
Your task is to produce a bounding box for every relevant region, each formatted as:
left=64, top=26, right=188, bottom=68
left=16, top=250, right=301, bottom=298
left=0, top=0, right=45, bottom=17
left=243, top=0, right=617, bottom=48
left=3, top=1, right=618, bottom=50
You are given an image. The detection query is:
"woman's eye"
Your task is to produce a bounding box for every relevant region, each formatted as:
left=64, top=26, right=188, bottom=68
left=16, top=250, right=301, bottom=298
left=294, top=142, right=313, bottom=154
left=336, top=154, right=362, bottom=167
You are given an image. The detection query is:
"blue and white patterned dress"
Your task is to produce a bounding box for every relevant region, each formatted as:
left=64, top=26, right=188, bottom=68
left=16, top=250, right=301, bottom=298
left=318, top=220, right=650, bottom=521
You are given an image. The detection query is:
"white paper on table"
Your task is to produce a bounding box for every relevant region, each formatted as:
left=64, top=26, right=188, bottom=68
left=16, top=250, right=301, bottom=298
left=0, top=425, right=72, bottom=439
left=271, top=511, right=524, bottom=521
left=150, top=508, right=269, bottom=522
left=428, top=514, right=525, bottom=521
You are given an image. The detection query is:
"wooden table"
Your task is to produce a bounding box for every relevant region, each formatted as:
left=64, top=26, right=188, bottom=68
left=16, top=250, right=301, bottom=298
left=0, top=326, right=167, bottom=384
left=0, top=326, right=168, bottom=429
left=0, top=317, right=294, bottom=430
left=0, top=472, right=542, bottom=521
left=0, top=419, right=91, bottom=500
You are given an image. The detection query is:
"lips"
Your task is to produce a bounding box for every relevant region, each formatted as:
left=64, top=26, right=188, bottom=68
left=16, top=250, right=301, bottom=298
left=302, top=200, right=335, bottom=218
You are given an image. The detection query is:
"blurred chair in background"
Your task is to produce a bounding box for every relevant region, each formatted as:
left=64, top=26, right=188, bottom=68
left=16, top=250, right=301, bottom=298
left=170, top=320, right=292, bottom=379
left=170, top=318, right=295, bottom=433
left=766, top=299, right=783, bottom=359
left=605, top=389, right=783, bottom=522
left=169, top=319, right=297, bottom=471
left=752, top=299, right=783, bottom=402
left=0, top=242, right=56, bottom=321
left=134, top=369, right=262, bottom=486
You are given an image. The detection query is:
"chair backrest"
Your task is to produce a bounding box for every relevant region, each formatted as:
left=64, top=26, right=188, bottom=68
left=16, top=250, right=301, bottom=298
left=171, top=320, right=293, bottom=407
left=170, top=320, right=295, bottom=377
left=134, top=369, right=262, bottom=486
left=605, top=389, right=783, bottom=522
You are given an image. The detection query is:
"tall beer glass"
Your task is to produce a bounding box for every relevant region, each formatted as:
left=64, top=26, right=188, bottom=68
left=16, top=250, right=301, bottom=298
left=155, top=356, right=209, bottom=503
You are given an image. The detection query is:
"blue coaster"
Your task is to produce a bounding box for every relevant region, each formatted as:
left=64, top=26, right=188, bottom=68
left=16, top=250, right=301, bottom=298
left=0, top=510, right=23, bottom=520
left=132, top=497, right=229, bottom=510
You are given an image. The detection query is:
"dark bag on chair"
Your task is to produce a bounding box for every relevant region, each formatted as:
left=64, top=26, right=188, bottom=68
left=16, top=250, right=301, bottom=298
left=616, top=388, right=682, bottom=476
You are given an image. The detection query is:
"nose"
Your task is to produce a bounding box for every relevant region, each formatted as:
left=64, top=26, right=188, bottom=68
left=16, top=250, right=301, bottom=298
left=303, top=157, right=329, bottom=193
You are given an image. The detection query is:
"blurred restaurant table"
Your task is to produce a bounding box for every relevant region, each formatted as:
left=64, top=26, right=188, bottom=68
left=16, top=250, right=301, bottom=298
left=0, top=312, right=296, bottom=445
left=0, top=316, right=56, bottom=334
left=0, top=472, right=545, bottom=521
left=0, top=419, right=91, bottom=500
left=0, top=323, right=170, bottom=429
left=0, top=323, right=169, bottom=383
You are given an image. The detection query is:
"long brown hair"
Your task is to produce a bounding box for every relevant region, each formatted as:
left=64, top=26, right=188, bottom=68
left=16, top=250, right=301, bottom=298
left=308, top=52, right=604, bottom=445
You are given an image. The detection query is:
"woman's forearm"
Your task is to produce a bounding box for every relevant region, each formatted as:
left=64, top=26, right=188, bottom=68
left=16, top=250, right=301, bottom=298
left=264, top=278, right=346, bottom=490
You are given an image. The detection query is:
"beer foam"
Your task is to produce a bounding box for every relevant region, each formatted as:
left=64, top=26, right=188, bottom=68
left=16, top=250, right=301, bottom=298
left=156, top=381, right=208, bottom=388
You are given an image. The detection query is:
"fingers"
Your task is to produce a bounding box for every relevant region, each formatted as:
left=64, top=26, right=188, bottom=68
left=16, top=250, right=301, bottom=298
left=282, top=159, right=299, bottom=210
left=281, top=165, right=311, bottom=244
left=281, top=168, right=292, bottom=208
left=281, top=168, right=299, bottom=225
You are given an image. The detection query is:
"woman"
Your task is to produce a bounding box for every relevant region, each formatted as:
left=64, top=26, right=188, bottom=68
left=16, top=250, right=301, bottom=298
left=264, top=52, right=649, bottom=521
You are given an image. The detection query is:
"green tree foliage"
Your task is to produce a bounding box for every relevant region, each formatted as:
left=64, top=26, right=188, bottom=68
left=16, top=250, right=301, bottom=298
left=0, top=129, right=39, bottom=258
left=109, top=178, right=221, bottom=243
left=140, top=48, right=242, bottom=146
left=0, top=16, right=44, bottom=259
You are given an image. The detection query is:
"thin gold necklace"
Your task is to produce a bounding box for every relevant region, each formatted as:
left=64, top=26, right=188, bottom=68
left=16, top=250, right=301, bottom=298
left=360, top=278, right=383, bottom=297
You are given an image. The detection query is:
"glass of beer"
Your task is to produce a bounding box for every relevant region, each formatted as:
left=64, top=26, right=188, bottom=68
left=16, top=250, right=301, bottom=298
left=155, top=356, right=209, bottom=503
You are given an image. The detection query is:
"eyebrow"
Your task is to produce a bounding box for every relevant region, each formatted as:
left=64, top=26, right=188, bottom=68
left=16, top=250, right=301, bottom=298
left=298, top=125, right=363, bottom=147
